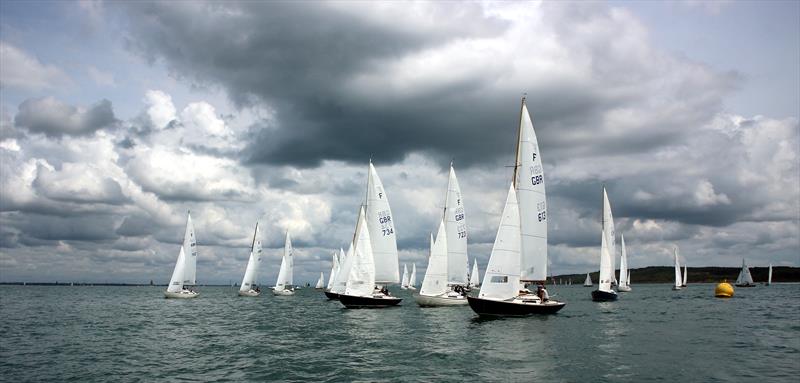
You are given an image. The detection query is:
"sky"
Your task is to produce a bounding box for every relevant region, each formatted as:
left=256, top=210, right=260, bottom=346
left=0, top=0, right=798, bottom=284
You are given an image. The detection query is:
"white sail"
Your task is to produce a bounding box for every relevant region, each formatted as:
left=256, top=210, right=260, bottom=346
left=182, top=212, right=198, bottom=286
left=598, top=233, right=614, bottom=292
left=331, top=243, right=354, bottom=294
left=315, top=272, right=325, bottom=289
left=515, top=101, right=548, bottom=282
left=674, top=248, right=682, bottom=289
left=735, top=258, right=754, bottom=285
left=326, top=251, right=339, bottom=290
left=275, top=232, right=294, bottom=290
left=683, top=264, right=688, bottom=286
left=627, top=270, right=631, bottom=285
left=478, top=184, right=521, bottom=300
left=421, top=220, right=449, bottom=296
left=409, top=263, right=417, bottom=288
left=583, top=272, right=592, bottom=286
left=345, top=206, right=376, bottom=297
left=602, top=188, right=616, bottom=286
left=469, top=259, right=480, bottom=287
left=768, top=263, right=773, bottom=285
left=401, top=264, right=410, bottom=288
left=444, top=164, right=469, bottom=285
left=167, top=246, right=186, bottom=293
left=618, top=233, right=628, bottom=287
left=239, top=222, right=262, bottom=292
left=366, top=162, right=400, bottom=284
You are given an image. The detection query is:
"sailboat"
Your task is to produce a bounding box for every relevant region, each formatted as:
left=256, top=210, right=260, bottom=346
left=272, top=232, right=295, bottom=296
left=672, top=247, right=682, bottom=291
left=415, top=163, right=470, bottom=306
left=469, top=259, right=480, bottom=288
left=315, top=272, right=325, bottom=289
left=401, top=264, right=410, bottom=289
left=766, top=263, right=772, bottom=286
left=238, top=222, right=263, bottom=297
left=338, top=161, right=401, bottom=308
left=734, top=258, right=756, bottom=287
left=339, top=206, right=402, bottom=308
left=682, top=263, right=688, bottom=288
left=617, top=234, right=631, bottom=292
left=325, top=250, right=340, bottom=293
left=409, top=263, right=417, bottom=290
left=583, top=272, right=593, bottom=287
left=326, top=246, right=352, bottom=300
left=467, top=98, right=566, bottom=316
left=591, top=187, right=618, bottom=301
left=165, top=211, right=199, bottom=299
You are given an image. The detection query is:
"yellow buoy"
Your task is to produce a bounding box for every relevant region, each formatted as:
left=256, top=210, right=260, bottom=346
left=715, top=280, right=734, bottom=298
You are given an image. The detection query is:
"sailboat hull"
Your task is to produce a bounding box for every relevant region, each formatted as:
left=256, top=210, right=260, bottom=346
left=467, top=296, right=565, bottom=316
left=734, top=283, right=757, bottom=287
left=672, top=286, right=682, bottom=291
left=339, top=294, right=402, bottom=309
left=591, top=290, right=618, bottom=301
left=324, top=291, right=340, bottom=300
left=238, top=289, right=261, bottom=297
left=164, top=290, right=200, bottom=299
left=617, top=285, right=631, bottom=292
left=414, top=293, right=469, bottom=307
left=272, top=288, right=295, bottom=296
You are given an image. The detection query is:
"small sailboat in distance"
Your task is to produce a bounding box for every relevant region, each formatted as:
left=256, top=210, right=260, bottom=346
left=672, top=247, right=682, bottom=291
left=272, top=231, right=295, bottom=296
left=165, top=211, right=199, bottom=299
left=617, top=234, right=631, bottom=292
left=415, top=219, right=468, bottom=306
left=326, top=245, right=352, bottom=300
left=766, top=263, right=772, bottom=286
left=409, top=263, right=417, bottom=290
left=735, top=258, right=756, bottom=287
left=591, top=187, right=618, bottom=301
left=682, top=263, right=688, bottom=288
left=583, top=272, right=592, bottom=287
left=469, top=259, right=480, bottom=289
left=315, top=272, right=325, bottom=289
left=401, top=264, right=410, bottom=289
left=238, top=222, right=263, bottom=297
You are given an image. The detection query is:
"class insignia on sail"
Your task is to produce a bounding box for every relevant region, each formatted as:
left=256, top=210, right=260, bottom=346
left=238, top=222, right=263, bottom=297
left=165, top=211, right=200, bottom=299
left=467, top=97, right=566, bottom=316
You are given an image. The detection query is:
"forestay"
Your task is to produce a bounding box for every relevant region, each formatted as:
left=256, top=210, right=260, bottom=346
left=479, top=184, right=521, bottom=300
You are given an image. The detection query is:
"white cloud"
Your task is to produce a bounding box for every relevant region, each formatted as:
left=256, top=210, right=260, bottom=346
left=0, top=42, right=71, bottom=91
left=143, top=90, right=176, bottom=130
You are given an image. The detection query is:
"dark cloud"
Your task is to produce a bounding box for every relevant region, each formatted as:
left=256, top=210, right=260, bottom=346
left=11, top=213, right=119, bottom=242
left=14, top=97, right=117, bottom=137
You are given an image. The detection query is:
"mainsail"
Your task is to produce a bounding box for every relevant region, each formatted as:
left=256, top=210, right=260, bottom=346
left=735, top=259, right=754, bottom=285
left=401, top=264, right=410, bottom=288
left=409, top=263, right=417, bottom=288
left=583, top=272, right=592, bottom=286
left=239, top=222, right=262, bottom=292
left=445, top=164, right=469, bottom=285
left=469, top=259, right=480, bottom=287
left=618, top=233, right=628, bottom=288
left=674, top=248, right=683, bottom=289
left=366, top=162, right=400, bottom=284
left=275, top=232, right=294, bottom=290
left=182, top=212, right=198, bottom=286
left=315, top=272, right=325, bottom=289
left=598, top=188, right=615, bottom=293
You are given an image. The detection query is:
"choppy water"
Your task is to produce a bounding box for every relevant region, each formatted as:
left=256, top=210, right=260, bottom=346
left=1, top=283, right=798, bottom=382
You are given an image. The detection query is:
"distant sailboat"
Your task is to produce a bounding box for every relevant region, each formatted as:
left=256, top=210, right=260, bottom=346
left=766, top=263, right=772, bottom=286
left=672, top=247, right=682, bottom=291
left=165, top=211, right=199, bottom=299
left=238, top=222, right=263, bottom=297
left=415, top=163, right=470, bottom=306
left=682, top=263, right=688, bottom=288
left=401, top=264, right=410, bottom=289
left=617, top=234, right=631, bottom=292
left=315, top=272, right=325, bottom=289
left=272, top=232, right=295, bottom=296
left=469, top=259, right=480, bottom=288
left=735, top=258, right=756, bottom=287
left=326, top=250, right=340, bottom=292
left=339, top=206, right=402, bottom=308
left=591, top=187, right=618, bottom=301
left=468, top=98, right=565, bottom=316
left=326, top=245, right=353, bottom=300
left=583, top=273, right=592, bottom=287
left=409, top=263, right=417, bottom=290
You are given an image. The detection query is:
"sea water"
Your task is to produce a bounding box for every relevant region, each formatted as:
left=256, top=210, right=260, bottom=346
left=1, top=284, right=798, bottom=382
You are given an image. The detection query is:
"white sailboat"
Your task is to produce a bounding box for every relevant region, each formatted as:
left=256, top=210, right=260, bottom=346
left=415, top=163, right=470, bottom=306
left=672, top=247, right=682, bottom=291
left=326, top=250, right=340, bottom=292
left=272, top=232, right=295, bottom=296
left=165, top=211, right=199, bottom=299
left=415, top=219, right=468, bottom=306
left=617, top=234, right=631, bottom=292
left=467, top=98, right=565, bottom=316
left=339, top=206, right=402, bottom=308
left=735, top=258, right=756, bottom=287
left=591, top=187, right=618, bottom=301
left=469, top=259, right=480, bottom=288
left=401, top=264, right=410, bottom=289
left=583, top=272, right=593, bottom=287
left=315, top=272, right=325, bottom=289
left=767, top=263, right=772, bottom=286
left=682, top=264, right=688, bottom=288
left=326, top=244, right=353, bottom=300
left=409, top=263, right=417, bottom=290
left=238, top=222, right=263, bottom=297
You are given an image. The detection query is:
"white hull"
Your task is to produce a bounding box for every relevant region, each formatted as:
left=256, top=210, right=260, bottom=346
left=617, top=285, right=631, bottom=292
left=164, top=290, right=199, bottom=299
left=408, top=287, right=417, bottom=291
left=400, top=286, right=408, bottom=290
left=414, top=293, right=469, bottom=307
left=272, top=288, right=295, bottom=296
left=238, top=289, right=261, bottom=297
left=672, top=286, right=682, bottom=291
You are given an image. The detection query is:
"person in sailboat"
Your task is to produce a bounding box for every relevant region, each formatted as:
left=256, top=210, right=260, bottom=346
left=380, top=286, right=389, bottom=296
left=541, top=285, right=549, bottom=302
